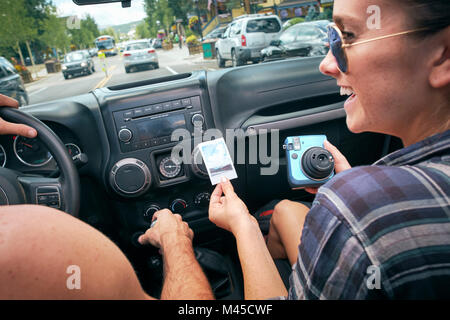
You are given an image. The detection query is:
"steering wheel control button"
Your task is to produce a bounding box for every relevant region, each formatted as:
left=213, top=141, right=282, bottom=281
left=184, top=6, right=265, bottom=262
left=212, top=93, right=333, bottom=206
left=118, top=128, right=133, bottom=143
left=36, top=186, right=60, bottom=209
left=109, top=158, right=151, bottom=197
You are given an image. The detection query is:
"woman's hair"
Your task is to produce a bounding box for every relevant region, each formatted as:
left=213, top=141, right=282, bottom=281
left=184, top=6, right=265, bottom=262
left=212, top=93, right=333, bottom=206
left=398, top=0, right=450, bottom=36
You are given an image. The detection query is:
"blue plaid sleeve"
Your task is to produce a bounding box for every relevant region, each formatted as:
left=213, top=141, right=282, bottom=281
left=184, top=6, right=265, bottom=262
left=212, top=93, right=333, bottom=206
left=283, top=198, right=384, bottom=300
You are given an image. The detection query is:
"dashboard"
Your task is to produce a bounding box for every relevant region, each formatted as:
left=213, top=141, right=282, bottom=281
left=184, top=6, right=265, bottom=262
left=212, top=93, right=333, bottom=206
left=1, top=56, right=388, bottom=249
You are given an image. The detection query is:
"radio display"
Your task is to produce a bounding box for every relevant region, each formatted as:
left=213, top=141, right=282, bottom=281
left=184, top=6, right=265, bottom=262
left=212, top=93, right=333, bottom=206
left=136, top=113, right=186, bottom=140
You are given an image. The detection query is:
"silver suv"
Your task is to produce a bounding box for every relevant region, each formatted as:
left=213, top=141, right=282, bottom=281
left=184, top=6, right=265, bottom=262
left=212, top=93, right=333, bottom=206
left=215, top=14, right=282, bottom=68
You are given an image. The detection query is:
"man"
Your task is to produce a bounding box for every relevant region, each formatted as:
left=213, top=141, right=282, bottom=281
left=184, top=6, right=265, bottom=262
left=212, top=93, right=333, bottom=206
left=0, top=93, right=214, bottom=299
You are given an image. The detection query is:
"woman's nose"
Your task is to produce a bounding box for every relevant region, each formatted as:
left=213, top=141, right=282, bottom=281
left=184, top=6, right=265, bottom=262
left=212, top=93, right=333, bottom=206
left=319, top=50, right=340, bottom=78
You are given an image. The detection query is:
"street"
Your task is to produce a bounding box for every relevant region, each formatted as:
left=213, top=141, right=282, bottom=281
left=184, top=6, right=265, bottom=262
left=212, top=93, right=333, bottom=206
left=26, top=46, right=220, bottom=105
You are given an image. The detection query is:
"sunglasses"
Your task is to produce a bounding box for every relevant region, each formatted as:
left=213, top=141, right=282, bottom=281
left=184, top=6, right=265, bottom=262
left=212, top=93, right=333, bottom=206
left=326, top=23, right=429, bottom=73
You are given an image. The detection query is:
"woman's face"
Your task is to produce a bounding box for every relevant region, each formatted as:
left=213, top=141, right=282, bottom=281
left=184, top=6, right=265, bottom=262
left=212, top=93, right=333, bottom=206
left=320, top=0, right=433, bottom=138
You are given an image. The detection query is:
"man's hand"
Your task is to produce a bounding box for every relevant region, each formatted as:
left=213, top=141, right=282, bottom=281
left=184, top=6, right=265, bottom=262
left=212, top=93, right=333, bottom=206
left=305, top=140, right=351, bottom=194
left=209, top=178, right=256, bottom=235
left=0, top=94, right=37, bottom=138
left=138, top=209, right=193, bottom=252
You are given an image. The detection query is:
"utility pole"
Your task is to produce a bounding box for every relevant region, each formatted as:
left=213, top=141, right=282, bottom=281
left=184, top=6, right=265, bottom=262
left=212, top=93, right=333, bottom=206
left=244, top=0, right=251, bottom=14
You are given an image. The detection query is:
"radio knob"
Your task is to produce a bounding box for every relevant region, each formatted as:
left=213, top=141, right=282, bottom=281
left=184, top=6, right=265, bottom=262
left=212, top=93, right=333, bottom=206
left=118, top=128, right=133, bottom=142
left=191, top=114, right=204, bottom=127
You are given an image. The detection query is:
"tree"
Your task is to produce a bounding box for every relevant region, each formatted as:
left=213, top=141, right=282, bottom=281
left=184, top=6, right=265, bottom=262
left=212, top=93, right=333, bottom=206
left=136, top=22, right=151, bottom=39
left=40, top=7, right=70, bottom=60
left=0, top=0, right=37, bottom=66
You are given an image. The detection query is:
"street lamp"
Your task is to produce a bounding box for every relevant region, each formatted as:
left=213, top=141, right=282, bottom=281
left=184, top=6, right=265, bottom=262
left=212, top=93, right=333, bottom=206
left=193, top=0, right=203, bottom=41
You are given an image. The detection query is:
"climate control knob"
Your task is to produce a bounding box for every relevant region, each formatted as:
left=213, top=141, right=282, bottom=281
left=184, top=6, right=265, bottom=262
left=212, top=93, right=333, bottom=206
left=109, top=158, right=151, bottom=197
left=143, top=204, right=161, bottom=221
left=170, top=199, right=187, bottom=213
left=118, top=128, right=133, bottom=142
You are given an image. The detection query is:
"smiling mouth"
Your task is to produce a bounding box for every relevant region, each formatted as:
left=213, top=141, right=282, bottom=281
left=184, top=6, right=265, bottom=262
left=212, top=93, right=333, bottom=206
left=340, top=86, right=354, bottom=96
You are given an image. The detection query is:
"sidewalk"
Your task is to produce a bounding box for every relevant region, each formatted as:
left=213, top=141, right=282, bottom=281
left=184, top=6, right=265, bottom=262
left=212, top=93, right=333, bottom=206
left=24, top=64, right=49, bottom=88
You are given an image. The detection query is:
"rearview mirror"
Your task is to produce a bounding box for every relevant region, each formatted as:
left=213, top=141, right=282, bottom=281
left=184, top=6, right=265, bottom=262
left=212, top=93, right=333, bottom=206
left=270, top=40, right=281, bottom=46
left=72, top=0, right=132, bottom=7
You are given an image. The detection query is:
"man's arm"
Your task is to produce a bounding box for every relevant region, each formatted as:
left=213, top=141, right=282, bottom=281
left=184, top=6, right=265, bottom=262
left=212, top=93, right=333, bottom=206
left=209, top=180, right=288, bottom=299
left=139, top=210, right=214, bottom=300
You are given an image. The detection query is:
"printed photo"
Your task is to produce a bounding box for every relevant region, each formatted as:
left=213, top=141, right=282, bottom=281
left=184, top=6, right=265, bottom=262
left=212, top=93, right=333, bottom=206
left=198, top=138, right=237, bottom=185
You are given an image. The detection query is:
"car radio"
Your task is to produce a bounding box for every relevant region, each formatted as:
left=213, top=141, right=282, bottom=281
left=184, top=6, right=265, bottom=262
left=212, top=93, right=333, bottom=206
left=112, top=96, right=204, bottom=153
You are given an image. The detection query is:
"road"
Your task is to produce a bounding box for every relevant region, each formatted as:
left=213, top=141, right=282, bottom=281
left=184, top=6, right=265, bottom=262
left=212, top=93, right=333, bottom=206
left=26, top=46, right=220, bottom=105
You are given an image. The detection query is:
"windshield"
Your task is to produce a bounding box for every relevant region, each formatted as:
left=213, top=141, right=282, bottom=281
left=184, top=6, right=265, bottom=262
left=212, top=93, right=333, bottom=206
left=126, top=42, right=150, bottom=51
left=246, top=18, right=281, bottom=33
left=2, top=0, right=331, bottom=105
left=96, top=39, right=114, bottom=50
left=64, top=53, right=85, bottom=62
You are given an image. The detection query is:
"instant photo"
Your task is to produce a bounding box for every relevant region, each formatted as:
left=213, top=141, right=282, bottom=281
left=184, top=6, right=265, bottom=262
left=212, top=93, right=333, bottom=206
left=198, top=138, right=237, bottom=185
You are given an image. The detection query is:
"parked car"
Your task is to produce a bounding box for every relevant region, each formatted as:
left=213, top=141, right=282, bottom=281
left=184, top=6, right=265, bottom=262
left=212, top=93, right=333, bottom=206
left=215, top=14, right=283, bottom=67
left=88, top=48, right=98, bottom=57
left=0, top=57, right=28, bottom=106
left=152, top=38, right=162, bottom=49
left=204, top=26, right=227, bottom=41
left=123, top=40, right=159, bottom=73
left=61, top=50, right=95, bottom=79
left=260, top=21, right=329, bottom=62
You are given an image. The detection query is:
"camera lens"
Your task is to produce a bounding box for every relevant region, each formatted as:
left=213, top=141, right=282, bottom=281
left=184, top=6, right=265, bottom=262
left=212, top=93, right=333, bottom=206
left=301, top=147, right=334, bottom=180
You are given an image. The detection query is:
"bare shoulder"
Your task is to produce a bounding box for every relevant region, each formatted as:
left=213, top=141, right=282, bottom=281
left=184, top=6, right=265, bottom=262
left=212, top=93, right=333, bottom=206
left=0, top=205, right=152, bottom=299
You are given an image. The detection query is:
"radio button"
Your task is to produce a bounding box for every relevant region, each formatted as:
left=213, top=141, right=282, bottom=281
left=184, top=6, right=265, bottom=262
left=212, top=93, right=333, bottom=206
left=123, top=111, right=133, bottom=118
left=133, top=108, right=144, bottom=117
left=118, top=128, right=133, bottom=142
left=182, top=98, right=191, bottom=106
left=172, top=100, right=181, bottom=109
left=163, top=102, right=172, bottom=111
left=154, top=104, right=163, bottom=112
left=191, top=114, right=204, bottom=126
left=143, top=106, right=154, bottom=115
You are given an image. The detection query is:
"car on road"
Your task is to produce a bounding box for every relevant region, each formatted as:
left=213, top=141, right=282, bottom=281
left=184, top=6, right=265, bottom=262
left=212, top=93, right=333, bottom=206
left=151, top=38, right=162, bottom=49
left=61, top=50, right=96, bottom=79
left=204, top=26, right=227, bottom=41
left=215, top=14, right=283, bottom=68
left=260, top=21, right=329, bottom=62
left=0, top=57, right=28, bottom=106
left=123, top=40, right=159, bottom=73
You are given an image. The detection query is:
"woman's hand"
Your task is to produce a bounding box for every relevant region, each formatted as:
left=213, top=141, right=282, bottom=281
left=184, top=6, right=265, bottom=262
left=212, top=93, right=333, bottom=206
left=305, top=140, right=351, bottom=194
left=0, top=94, right=37, bottom=138
left=209, top=178, right=256, bottom=235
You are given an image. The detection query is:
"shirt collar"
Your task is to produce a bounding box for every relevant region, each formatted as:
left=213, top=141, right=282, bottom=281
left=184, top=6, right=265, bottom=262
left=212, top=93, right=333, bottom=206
left=374, top=130, right=450, bottom=166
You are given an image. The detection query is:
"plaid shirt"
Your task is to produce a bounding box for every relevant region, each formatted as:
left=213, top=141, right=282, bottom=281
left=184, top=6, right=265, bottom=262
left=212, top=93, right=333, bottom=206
left=279, top=130, right=450, bottom=299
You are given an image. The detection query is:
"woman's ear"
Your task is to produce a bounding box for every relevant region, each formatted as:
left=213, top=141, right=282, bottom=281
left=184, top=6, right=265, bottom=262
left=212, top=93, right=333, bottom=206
left=429, top=27, right=450, bottom=89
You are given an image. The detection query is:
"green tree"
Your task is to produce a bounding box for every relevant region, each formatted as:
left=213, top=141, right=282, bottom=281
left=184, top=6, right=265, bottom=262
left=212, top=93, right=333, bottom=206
left=0, top=0, right=37, bottom=66
left=136, top=21, right=151, bottom=39
left=40, top=7, right=71, bottom=60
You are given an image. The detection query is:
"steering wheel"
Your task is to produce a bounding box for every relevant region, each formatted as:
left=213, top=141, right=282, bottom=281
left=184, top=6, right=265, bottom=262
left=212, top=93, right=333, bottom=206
left=0, top=107, right=80, bottom=217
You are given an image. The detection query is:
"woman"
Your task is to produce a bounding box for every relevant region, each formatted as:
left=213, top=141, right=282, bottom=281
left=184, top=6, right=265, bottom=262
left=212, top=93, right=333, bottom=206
left=209, top=0, right=450, bottom=299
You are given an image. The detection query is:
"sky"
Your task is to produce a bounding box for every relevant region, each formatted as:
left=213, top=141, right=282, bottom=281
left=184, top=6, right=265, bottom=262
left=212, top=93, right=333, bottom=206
left=53, top=0, right=147, bottom=28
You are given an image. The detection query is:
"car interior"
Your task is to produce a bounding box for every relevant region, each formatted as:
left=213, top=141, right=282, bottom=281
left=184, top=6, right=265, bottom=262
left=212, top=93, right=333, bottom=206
left=0, top=53, right=404, bottom=299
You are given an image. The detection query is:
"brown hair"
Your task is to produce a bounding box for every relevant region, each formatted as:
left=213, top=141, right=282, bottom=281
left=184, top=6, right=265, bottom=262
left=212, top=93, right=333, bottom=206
left=398, top=0, right=450, bottom=36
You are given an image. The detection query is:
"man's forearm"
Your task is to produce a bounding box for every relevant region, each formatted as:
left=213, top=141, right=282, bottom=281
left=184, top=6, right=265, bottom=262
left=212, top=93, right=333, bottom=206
left=234, top=219, right=288, bottom=300
left=160, top=234, right=214, bottom=300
